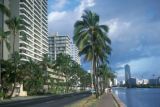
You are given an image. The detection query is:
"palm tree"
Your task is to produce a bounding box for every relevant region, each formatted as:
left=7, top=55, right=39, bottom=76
left=8, top=52, right=23, bottom=97
left=0, top=59, right=14, bottom=98
left=0, top=3, right=11, bottom=99
left=5, top=17, right=27, bottom=54
left=0, top=29, right=10, bottom=96
left=97, top=64, right=109, bottom=94
left=5, top=17, right=28, bottom=97
left=73, top=10, right=111, bottom=97
left=0, top=3, right=11, bottom=58
left=0, top=29, right=10, bottom=56
left=0, top=3, right=11, bottom=17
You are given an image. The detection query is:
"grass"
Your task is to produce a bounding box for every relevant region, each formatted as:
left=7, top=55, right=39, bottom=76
left=65, top=95, right=99, bottom=107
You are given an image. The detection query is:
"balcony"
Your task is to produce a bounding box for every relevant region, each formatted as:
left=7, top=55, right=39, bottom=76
left=20, top=7, right=33, bottom=20
left=20, top=12, right=33, bottom=24
left=20, top=2, right=33, bottom=15
left=34, top=28, right=41, bottom=37
left=34, top=14, right=41, bottom=24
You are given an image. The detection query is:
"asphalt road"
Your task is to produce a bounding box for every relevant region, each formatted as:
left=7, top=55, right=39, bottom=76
left=0, top=92, right=91, bottom=107
left=29, top=93, right=90, bottom=107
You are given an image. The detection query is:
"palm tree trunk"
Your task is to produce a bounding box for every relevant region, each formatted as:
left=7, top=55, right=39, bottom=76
left=95, top=70, right=99, bottom=97
left=92, top=56, right=99, bottom=98
left=9, top=33, right=16, bottom=98
left=100, top=77, right=103, bottom=95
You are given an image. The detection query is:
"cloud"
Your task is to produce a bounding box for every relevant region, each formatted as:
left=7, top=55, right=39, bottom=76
left=48, top=11, right=67, bottom=22
left=106, top=18, right=131, bottom=40
left=48, top=0, right=160, bottom=79
left=50, top=0, right=68, bottom=11
left=48, top=0, right=95, bottom=35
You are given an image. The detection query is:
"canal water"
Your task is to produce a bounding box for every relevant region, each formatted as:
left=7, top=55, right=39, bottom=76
left=112, top=88, right=160, bottom=107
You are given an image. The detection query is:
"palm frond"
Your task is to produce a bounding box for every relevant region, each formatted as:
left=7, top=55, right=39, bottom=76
left=0, top=3, right=11, bottom=17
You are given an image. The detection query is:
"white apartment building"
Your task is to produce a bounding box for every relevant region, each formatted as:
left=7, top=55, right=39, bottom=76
left=0, top=0, right=48, bottom=61
left=71, top=43, right=81, bottom=64
left=48, top=33, right=71, bottom=61
left=48, top=33, right=81, bottom=64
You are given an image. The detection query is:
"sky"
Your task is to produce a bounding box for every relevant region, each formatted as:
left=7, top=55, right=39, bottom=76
left=48, top=0, right=160, bottom=80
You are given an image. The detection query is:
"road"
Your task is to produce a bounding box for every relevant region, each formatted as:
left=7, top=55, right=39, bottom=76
left=0, top=92, right=91, bottom=107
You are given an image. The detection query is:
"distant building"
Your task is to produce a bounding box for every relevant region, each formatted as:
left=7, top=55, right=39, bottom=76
left=71, top=43, right=81, bottom=64
left=48, top=33, right=71, bottom=61
left=113, top=78, right=118, bottom=86
left=157, top=77, right=160, bottom=84
left=48, top=33, right=81, bottom=64
left=125, top=64, right=131, bottom=86
left=129, top=78, right=137, bottom=86
left=137, top=79, right=143, bottom=85
left=142, top=79, right=149, bottom=85
left=119, top=80, right=125, bottom=86
left=109, top=79, right=113, bottom=87
left=149, top=79, right=157, bottom=85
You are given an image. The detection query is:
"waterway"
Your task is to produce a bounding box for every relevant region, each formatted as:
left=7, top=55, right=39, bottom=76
left=112, top=88, right=160, bottom=107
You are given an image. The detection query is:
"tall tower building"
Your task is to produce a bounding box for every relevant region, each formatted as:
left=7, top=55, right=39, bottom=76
left=48, top=33, right=71, bottom=61
left=125, top=64, right=131, bottom=85
left=0, top=0, right=48, bottom=61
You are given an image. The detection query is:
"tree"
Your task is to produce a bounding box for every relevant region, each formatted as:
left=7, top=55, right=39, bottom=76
left=39, top=54, right=52, bottom=92
left=23, top=58, right=45, bottom=95
left=54, top=53, right=72, bottom=93
left=0, top=3, right=11, bottom=99
left=0, top=29, right=10, bottom=97
left=97, top=64, right=116, bottom=94
left=0, top=59, right=14, bottom=98
left=5, top=17, right=28, bottom=97
left=0, top=3, right=11, bottom=17
left=0, top=29, right=10, bottom=55
left=5, top=17, right=27, bottom=54
left=8, top=52, right=23, bottom=97
left=73, top=10, right=111, bottom=98
left=0, top=52, right=25, bottom=98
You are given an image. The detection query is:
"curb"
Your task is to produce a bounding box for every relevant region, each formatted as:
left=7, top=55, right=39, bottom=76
left=111, top=93, right=126, bottom=107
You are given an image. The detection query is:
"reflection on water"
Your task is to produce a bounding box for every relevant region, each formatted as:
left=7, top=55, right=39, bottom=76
left=112, top=88, right=160, bottom=107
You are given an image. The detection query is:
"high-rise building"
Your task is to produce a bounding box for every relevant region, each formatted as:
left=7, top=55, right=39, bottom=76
left=0, top=0, right=48, bottom=61
left=113, top=78, right=118, bottom=86
left=48, top=33, right=81, bottom=64
left=125, top=64, right=131, bottom=85
left=48, top=33, right=71, bottom=61
left=71, top=43, right=81, bottom=64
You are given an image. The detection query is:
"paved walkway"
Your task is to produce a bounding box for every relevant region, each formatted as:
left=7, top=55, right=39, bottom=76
left=97, top=93, right=116, bottom=107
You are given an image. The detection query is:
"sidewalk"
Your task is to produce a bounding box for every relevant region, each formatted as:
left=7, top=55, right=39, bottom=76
left=97, top=93, right=116, bottom=107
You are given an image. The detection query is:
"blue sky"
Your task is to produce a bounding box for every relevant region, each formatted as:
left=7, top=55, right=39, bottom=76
left=48, top=0, right=160, bottom=80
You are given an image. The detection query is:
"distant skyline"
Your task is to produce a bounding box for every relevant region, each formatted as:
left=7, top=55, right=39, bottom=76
left=48, top=0, right=160, bottom=80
